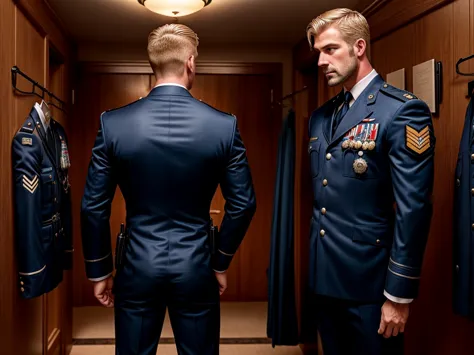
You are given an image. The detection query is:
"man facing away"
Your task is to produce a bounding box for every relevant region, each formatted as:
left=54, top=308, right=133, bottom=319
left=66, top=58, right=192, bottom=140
left=305, top=8, right=435, bottom=355
left=80, top=24, right=256, bottom=355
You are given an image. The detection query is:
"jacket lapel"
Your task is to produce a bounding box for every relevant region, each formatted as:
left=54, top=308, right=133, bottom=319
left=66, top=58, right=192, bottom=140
left=30, top=108, right=58, bottom=170
left=322, top=91, right=343, bottom=144
left=330, top=75, right=384, bottom=145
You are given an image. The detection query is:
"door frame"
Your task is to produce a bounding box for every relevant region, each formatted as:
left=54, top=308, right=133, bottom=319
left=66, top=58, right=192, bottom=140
left=78, top=61, right=283, bottom=123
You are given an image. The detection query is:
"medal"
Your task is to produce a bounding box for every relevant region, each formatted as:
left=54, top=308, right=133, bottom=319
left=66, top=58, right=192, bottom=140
left=368, top=141, right=376, bottom=150
left=342, top=140, right=350, bottom=149
left=60, top=140, right=71, bottom=170
left=353, top=158, right=368, bottom=174
left=362, top=141, right=369, bottom=150
left=355, top=140, right=363, bottom=150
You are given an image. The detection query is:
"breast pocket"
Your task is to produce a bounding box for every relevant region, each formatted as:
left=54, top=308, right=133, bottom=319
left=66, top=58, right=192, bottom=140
left=308, top=140, right=321, bottom=177
left=343, top=149, right=385, bottom=180
left=41, top=169, right=54, bottom=205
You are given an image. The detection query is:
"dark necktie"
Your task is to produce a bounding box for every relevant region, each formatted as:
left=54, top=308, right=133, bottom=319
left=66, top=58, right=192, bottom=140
left=332, top=91, right=353, bottom=137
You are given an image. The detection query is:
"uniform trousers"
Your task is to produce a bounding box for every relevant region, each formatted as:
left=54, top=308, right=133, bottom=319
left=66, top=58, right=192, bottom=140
left=113, top=261, right=220, bottom=355
left=315, top=295, right=404, bottom=355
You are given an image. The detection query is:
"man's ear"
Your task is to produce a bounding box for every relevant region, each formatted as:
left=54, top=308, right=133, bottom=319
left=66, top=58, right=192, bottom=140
left=354, top=38, right=367, bottom=58
left=188, top=55, right=196, bottom=73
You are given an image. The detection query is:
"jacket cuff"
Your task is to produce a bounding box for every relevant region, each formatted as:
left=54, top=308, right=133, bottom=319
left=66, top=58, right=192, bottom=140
left=212, top=249, right=234, bottom=272
left=18, top=265, right=47, bottom=299
left=84, top=252, right=113, bottom=279
left=385, top=258, right=421, bottom=299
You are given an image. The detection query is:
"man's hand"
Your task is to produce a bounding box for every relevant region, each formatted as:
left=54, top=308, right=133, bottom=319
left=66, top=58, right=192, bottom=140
left=378, top=299, right=409, bottom=338
left=214, top=271, right=227, bottom=295
left=93, top=275, right=114, bottom=308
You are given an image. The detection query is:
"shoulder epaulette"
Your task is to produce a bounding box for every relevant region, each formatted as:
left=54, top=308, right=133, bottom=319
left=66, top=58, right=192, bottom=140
left=19, top=116, right=35, bottom=134
left=196, top=98, right=234, bottom=117
left=379, top=82, right=418, bottom=102
left=104, top=97, right=142, bottom=114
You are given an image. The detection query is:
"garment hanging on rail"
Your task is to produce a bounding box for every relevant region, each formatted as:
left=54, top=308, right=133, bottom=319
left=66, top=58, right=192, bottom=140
left=11, top=100, right=73, bottom=299
left=267, top=108, right=299, bottom=346
left=453, top=94, right=474, bottom=319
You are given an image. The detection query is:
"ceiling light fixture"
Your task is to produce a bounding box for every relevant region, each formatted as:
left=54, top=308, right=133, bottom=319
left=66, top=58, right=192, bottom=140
left=138, top=0, right=212, bottom=17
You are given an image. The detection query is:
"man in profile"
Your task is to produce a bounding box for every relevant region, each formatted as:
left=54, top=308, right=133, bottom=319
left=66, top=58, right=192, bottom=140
left=305, top=8, right=435, bottom=355
left=81, top=24, right=256, bottom=355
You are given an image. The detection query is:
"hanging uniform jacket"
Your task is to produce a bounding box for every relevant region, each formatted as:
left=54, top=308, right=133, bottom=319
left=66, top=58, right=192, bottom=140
left=11, top=104, right=73, bottom=299
left=453, top=95, right=474, bottom=317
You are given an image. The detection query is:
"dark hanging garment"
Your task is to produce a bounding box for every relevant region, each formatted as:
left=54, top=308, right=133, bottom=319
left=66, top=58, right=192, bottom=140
left=267, top=108, right=299, bottom=346
left=453, top=95, right=474, bottom=318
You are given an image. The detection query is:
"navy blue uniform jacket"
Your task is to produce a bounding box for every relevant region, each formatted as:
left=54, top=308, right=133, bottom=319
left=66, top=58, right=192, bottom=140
left=308, top=75, right=435, bottom=302
left=80, top=85, right=256, bottom=288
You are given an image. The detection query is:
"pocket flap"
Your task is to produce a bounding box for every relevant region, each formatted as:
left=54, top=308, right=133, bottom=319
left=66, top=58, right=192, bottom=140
left=351, top=224, right=391, bottom=247
left=309, top=141, right=321, bottom=153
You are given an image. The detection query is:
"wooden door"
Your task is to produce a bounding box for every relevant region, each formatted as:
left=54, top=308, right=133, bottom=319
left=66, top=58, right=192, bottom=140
left=72, top=68, right=280, bottom=305
left=190, top=74, right=278, bottom=301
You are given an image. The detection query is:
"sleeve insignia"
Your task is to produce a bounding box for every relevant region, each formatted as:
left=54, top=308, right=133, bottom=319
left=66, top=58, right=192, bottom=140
left=23, top=175, right=39, bottom=194
left=406, top=125, right=430, bottom=154
left=21, top=137, right=32, bottom=146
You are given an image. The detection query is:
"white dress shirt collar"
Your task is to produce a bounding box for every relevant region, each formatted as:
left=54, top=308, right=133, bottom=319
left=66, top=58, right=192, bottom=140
left=154, top=83, right=188, bottom=90
left=34, top=102, right=49, bottom=132
left=344, top=69, right=378, bottom=104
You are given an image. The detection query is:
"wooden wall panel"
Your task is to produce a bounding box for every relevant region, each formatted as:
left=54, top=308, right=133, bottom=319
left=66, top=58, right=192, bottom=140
left=13, top=8, right=47, bottom=355
left=0, top=1, right=17, bottom=355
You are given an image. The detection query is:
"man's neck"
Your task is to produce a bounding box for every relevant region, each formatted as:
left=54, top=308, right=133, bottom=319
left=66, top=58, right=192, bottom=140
left=343, top=62, right=373, bottom=91
left=154, top=77, right=188, bottom=89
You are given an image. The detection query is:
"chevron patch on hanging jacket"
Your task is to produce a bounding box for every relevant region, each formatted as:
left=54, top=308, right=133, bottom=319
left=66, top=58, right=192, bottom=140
left=23, top=175, right=39, bottom=194
left=406, top=125, right=430, bottom=154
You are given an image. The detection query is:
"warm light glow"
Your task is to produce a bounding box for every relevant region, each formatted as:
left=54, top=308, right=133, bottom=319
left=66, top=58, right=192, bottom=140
left=138, top=0, right=212, bottom=17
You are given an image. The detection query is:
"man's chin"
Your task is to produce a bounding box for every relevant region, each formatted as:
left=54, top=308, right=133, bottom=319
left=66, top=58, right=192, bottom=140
left=327, top=78, right=342, bottom=87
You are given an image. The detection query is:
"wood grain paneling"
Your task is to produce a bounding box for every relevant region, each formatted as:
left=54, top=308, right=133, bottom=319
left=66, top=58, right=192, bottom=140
left=15, top=0, right=74, bottom=59
left=0, top=1, right=16, bottom=354
left=366, top=0, right=454, bottom=40
left=192, top=74, right=279, bottom=301
left=12, top=7, right=46, bottom=355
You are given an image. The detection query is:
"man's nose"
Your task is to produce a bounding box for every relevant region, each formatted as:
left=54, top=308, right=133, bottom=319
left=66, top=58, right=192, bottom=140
left=318, top=53, right=328, bottom=67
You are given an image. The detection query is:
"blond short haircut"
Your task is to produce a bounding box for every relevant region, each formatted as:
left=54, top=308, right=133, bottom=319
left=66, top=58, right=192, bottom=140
left=147, top=24, right=199, bottom=77
left=306, top=8, right=371, bottom=58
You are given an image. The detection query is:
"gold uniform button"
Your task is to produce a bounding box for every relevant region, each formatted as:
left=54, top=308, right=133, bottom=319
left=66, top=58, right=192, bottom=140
left=383, top=84, right=388, bottom=88
left=456, top=179, right=461, bottom=187
left=20, top=287, right=25, bottom=292
left=321, top=208, right=327, bottom=215
left=20, top=281, right=24, bottom=286
left=326, top=153, right=332, bottom=160
left=471, top=223, right=474, bottom=230
left=471, top=188, right=474, bottom=195
left=320, top=229, right=325, bottom=237
left=368, top=94, right=374, bottom=99
left=376, top=239, right=381, bottom=244
left=323, top=179, right=328, bottom=186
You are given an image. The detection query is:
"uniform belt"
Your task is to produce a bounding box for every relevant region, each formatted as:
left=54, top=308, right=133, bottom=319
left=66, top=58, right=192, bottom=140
left=43, top=213, right=61, bottom=225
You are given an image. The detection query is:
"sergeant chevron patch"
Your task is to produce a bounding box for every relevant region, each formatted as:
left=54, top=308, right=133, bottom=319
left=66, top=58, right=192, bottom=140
left=406, top=125, right=430, bottom=154
left=23, top=175, right=39, bottom=194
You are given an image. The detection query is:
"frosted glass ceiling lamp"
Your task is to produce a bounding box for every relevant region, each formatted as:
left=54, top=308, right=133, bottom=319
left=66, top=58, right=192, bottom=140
left=138, top=0, right=212, bottom=17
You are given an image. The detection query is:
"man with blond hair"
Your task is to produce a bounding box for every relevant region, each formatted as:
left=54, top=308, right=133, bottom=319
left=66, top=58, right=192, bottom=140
left=81, top=24, right=256, bottom=355
left=305, top=8, right=435, bottom=355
